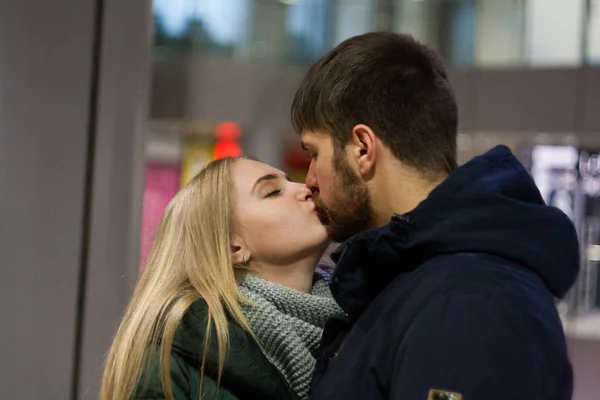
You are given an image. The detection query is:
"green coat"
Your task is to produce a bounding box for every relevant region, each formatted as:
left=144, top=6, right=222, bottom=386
left=135, top=300, right=298, bottom=400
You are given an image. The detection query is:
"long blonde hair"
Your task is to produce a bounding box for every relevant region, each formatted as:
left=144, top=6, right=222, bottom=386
left=101, top=157, right=253, bottom=400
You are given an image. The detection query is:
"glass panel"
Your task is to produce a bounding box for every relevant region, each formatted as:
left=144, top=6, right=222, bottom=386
left=152, top=0, right=595, bottom=68
left=152, top=0, right=196, bottom=55
left=438, top=0, right=477, bottom=66
left=525, top=0, right=585, bottom=66
left=285, top=0, right=333, bottom=64
left=153, top=0, right=242, bottom=57
left=475, top=0, right=526, bottom=67
left=331, top=0, right=373, bottom=46
left=392, top=0, right=441, bottom=51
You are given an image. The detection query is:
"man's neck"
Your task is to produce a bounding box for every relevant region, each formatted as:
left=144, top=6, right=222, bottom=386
left=371, top=164, right=447, bottom=227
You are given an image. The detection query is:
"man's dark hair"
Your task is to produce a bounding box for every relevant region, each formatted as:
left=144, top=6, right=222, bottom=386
left=291, top=32, right=458, bottom=176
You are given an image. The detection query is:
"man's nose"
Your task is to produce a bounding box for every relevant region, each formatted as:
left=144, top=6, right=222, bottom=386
left=305, top=164, right=319, bottom=193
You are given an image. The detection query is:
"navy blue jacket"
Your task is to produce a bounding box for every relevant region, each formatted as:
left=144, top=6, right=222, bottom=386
left=310, top=146, right=580, bottom=400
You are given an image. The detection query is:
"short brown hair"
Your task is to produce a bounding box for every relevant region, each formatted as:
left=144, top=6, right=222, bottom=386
left=291, top=32, right=458, bottom=175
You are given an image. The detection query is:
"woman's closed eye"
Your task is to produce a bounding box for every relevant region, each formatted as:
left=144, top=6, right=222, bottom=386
left=265, top=188, right=282, bottom=198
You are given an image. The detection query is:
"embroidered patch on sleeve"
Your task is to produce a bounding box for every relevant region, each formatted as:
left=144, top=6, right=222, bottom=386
left=427, top=389, right=463, bottom=400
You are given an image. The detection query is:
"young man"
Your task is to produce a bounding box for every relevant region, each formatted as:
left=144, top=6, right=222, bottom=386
left=292, top=32, right=579, bottom=400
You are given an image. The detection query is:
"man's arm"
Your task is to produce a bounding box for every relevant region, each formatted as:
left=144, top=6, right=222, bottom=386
left=389, top=292, right=550, bottom=400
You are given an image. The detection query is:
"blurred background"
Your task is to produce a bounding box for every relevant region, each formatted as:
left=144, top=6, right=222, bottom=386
left=1, top=0, right=600, bottom=398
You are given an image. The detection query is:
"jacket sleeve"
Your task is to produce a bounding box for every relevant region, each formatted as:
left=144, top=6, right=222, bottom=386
left=135, top=351, right=239, bottom=400
left=134, top=351, right=193, bottom=399
left=389, top=292, right=553, bottom=400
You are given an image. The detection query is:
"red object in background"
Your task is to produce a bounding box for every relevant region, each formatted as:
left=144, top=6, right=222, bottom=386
left=215, top=121, right=242, bottom=142
left=213, top=121, right=242, bottom=160
left=284, top=147, right=311, bottom=170
left=284, top=147, right=311, bottom=183
left=213, top=140, right=242, bottom=159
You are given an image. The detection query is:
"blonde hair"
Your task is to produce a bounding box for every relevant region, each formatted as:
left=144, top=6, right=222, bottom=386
left=101, top=157, right=253, bottom=400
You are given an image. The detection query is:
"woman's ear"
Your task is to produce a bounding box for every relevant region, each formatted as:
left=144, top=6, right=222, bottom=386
left=231, top=244, right=243, bottom=264
left=231, top=237, right=250, bottom=265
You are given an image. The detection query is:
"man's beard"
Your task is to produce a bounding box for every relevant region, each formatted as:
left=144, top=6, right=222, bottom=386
left=314, top=149, right=375, bottom=243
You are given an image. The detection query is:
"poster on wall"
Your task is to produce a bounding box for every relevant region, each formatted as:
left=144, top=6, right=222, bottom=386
left=180, top=138, right=214, bottom=188
left=179, top=123, right=243, bottom=187
left=139, top=163, right=181, bottom=270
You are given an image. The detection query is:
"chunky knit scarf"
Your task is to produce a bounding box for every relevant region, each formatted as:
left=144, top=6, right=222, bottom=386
left=238, top=272, right=342, bottom=399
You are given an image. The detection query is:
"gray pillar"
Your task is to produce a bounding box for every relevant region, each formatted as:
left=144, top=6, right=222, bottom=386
left=0, top=1, right=96, bottom=398
left=0, top=0, right=150, bottom=398
left=78, top=1, right=151, bottom=399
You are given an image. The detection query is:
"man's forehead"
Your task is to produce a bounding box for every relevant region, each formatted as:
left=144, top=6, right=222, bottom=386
left=300, top=130, right=310, bottom=142
left=234, top=159, right=283, bottom=185
left=300, top=130, right=329, bottom=147
left=300, top=132, right=311, bottom=150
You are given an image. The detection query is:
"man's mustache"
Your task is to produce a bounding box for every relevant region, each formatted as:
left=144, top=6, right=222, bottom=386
left=313, top=193, right=326, bottom=211
left=313, top=194, right=330, bottom=224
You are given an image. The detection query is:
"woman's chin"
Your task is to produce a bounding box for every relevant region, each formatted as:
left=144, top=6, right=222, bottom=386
left=316, top=236, right=332, bottom=256
left=316, top=224, right=330, bottom=243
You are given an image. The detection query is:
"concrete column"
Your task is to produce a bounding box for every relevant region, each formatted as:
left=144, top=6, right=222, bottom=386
left=0, top=1, right=97, bottom=398
left=0, top=0, right=151, bottom=398
left=78, top=1, right=152, bottom=398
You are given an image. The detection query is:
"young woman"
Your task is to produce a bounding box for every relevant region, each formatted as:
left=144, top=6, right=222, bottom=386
left=101, top=157, right=341, bottom=400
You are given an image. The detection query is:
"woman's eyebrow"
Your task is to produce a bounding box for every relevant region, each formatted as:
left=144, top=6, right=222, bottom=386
left=251, top=173, right=290, bottom=192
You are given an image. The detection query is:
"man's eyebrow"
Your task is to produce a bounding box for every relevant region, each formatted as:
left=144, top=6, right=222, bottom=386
left=301, top=142, right=313, bottom=152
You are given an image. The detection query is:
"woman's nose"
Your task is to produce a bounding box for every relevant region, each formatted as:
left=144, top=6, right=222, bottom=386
left=296, top=184, right=313, bottom=201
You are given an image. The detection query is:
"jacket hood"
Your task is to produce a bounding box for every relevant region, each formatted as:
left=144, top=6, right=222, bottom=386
left=333, top=145, right=580, bottom=302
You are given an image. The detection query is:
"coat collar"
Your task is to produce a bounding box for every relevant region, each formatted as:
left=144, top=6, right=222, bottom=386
left=329, top=145, right=579, bottom=319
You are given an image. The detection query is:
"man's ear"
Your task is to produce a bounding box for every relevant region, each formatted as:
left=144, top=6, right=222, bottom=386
left=350, top=124, right=377, bottom=177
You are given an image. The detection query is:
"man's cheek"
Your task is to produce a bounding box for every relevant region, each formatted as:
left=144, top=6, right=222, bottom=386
left=316, top=166, right=332, bottom=189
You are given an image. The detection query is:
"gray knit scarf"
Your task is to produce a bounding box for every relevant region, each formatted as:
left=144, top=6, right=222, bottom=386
left=238, top=273, right=342, bottom=399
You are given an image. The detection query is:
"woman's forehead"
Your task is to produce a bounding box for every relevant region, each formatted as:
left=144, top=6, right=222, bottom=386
left=233, top=159, right=285, bottom=191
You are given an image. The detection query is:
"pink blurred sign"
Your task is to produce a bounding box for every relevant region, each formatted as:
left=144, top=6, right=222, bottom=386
left=140, top=163, right=180, bottom=270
